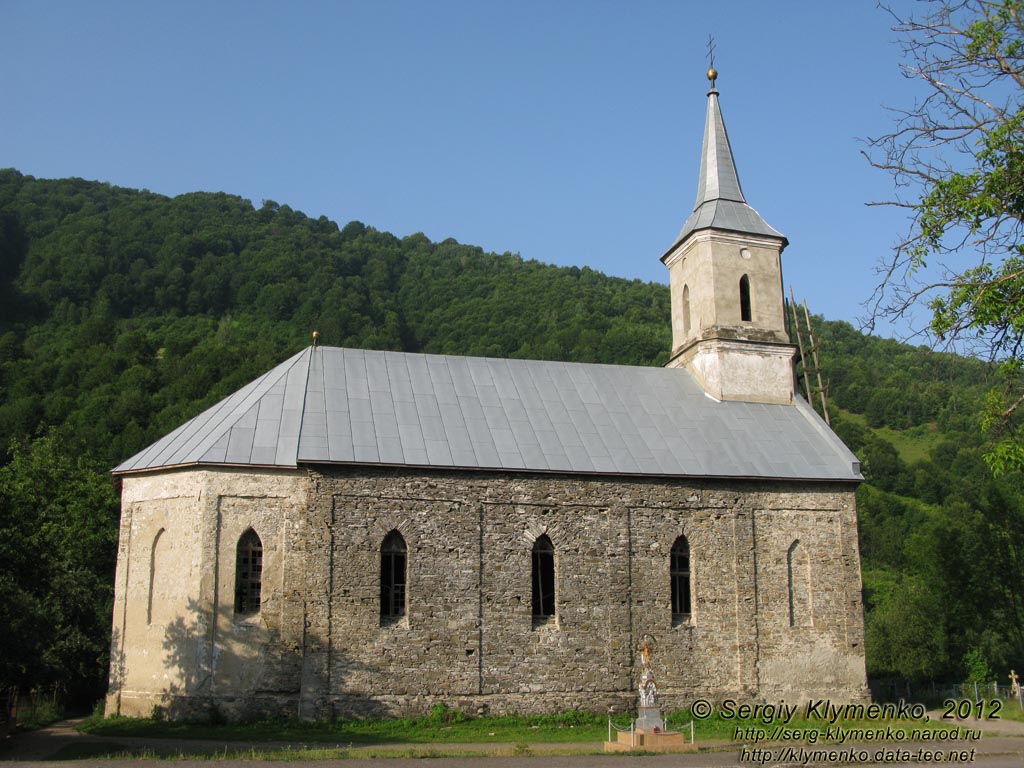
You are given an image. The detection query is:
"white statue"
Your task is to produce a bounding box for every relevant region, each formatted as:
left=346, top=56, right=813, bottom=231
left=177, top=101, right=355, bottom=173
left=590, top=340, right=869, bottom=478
left=639, top=667, right=658, bottom=707
left=637, top=634, right=658, bottom=707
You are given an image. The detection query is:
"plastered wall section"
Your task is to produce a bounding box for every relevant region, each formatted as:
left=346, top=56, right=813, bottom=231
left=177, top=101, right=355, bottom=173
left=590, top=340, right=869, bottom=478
left=107, top=466, right=868, bottom=720
left=665, top=231, right=788, bottom=354
left=107, top=468, right=309, bottom=719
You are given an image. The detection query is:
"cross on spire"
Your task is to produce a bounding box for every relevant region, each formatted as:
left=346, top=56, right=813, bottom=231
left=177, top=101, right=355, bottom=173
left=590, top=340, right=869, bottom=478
left=706, top=35, right=717, bottom=88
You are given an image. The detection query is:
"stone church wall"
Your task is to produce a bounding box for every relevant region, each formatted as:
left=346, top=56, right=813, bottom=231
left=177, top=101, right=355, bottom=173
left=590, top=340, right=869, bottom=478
left=107, top=465, right=867, bottom=721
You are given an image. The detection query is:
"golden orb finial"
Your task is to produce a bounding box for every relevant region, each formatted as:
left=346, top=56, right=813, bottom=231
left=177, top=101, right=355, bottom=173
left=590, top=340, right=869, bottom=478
left=707, top=67, right=718, bottom=82
left=312, top=330, right=320, bottom=347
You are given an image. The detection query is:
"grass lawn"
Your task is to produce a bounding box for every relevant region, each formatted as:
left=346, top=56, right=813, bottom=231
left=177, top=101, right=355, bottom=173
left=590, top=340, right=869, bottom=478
left=997, top=700, right=1024, bottom=723
left=52, top=743, right=549, bottom=761
left=78, top=704, right=958, bottom=748
left=79, top=707, right=611, bottom=745
left=60, top=705, right=972, bottom=762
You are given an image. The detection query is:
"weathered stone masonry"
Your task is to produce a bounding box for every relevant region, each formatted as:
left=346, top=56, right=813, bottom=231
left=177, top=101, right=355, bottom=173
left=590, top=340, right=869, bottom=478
left=107, top=464, right=867, bottom=720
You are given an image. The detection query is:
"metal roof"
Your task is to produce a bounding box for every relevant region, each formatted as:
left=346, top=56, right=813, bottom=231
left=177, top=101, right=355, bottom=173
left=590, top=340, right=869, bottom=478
left=669, top=84, right=786, bottom=252
left=114, top=346, right=861, bottom=482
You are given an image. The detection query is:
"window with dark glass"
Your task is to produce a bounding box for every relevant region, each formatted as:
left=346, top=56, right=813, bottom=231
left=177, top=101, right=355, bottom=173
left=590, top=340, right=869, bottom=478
left=739, top=274, right=752, bottom=321
left=531, top=534, right=555, bottom=621
left=671, top=535, right=691, bottom=623
left=234, top=528, right=263, bottom=616
left=380, top=530, right=407, bottom=623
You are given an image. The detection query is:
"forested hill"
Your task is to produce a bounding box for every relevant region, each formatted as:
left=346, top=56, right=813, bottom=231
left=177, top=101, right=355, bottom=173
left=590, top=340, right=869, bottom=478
left=0, top=169, right=672, bottom=468
left=1, top=168, right=1021, bottom=704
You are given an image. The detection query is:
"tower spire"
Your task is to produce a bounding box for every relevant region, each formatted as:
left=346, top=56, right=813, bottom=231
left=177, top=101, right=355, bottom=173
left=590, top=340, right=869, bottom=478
left=665, top=67, right=786, bottom=257
left=659, top=65, right=795, bottom=405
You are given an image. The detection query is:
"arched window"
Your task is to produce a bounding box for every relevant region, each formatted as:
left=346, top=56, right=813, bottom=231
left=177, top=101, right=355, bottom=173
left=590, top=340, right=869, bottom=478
left=788, top=539, right=811, bottom=627
left=234, top=528, right=263, bottom=616
left=739, top=275, right=752, bottom=322
left=531, top=534, right=555, bottom=622
left=380, top=530, right=407, bottom=623
left=682, top=284, right=691, bottom=336
left=147, top=528, right=165, bottom=625
left=671, top=535, right=691, bottom=623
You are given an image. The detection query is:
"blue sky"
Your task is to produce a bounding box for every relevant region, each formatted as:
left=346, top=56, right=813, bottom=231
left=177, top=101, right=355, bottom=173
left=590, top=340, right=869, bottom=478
left=3, top=0, right=927, bottom=338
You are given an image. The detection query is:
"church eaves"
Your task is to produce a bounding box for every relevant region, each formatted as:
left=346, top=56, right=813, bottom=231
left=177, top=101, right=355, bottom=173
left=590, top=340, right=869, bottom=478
left=666, top=71, right=786, bottom=257
left=113, top=345, right=861, bottom=482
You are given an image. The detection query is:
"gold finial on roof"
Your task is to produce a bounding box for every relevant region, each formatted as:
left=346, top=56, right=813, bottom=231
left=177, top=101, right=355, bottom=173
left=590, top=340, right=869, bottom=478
left=312, top=330, right=320, bottom=347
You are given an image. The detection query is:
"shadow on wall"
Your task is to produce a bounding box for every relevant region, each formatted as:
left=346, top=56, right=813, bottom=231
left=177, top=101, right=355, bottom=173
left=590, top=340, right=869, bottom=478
left=110, top=597, right=382, bottom=722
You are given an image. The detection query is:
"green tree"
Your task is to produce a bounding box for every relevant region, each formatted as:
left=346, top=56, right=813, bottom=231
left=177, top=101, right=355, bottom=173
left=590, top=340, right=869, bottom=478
left=0, top=433, right=119, bottom=703
left=864, top=569, right=948, bottom=680
left=866, top=0, right=1024, bottom=473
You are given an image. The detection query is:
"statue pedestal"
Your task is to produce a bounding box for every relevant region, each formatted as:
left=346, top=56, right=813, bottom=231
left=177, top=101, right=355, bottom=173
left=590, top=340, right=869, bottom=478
left=635, top=706, right=663, bottom=731
left=604, top=705, right=697, bottom=753
left=605, top=727, right=694, bottom=753
left=604, top=634, right=695, bottom=752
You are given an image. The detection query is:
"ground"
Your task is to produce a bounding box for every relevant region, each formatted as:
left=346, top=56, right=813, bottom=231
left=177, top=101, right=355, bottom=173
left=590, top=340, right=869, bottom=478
left=2, top=713, right=1023, bottom=766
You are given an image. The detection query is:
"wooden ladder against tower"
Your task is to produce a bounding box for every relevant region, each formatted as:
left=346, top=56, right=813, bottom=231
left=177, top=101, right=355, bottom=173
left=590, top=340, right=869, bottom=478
left=788, top=286, right=830, bottom=426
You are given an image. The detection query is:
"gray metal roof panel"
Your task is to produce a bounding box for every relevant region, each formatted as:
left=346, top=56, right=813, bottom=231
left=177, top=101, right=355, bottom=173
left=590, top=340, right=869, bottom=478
left=439, top=402, right=467, bottom=428
left=428, top=360, right=458, bottom=404
left=407, top=356, right=433, bottom=396
left=445, top=425, right=474, bottom=454
left=113, top=348, right=311, bottom=472
left=374, top=412, right=399, bottom=439
left=115, top=346, right=861, bottom=482
left=564, top=446, right=595, bottom=471
left=325, top=409, right=350, bottom=437
left=458, top=395, right=485, bottom=421
left=510, top=420, right=539, bottom=446
left=398, top=422, right=426, bottom=448
left=349, top=399, right=372, bottom=423
left=224, top=426, right=256, bottom=464
left=354, top=444, right=380, bottom=463
left=552, top=420, right=583, bottom=448
left=472, top=444, right=501, bottom=467
left=425, top=440, right=453, bottom=464
left=365, top=353, right=389, bottom=392
left=420, top=416, right=446, bottom=441
left=250, top=445, right=277, bottom=465
left=352, top=420, right=377, bottom=447
left=448, top=359, right=476, bottom=397
left=328, top=439, right=355, bottom=464
left=201, top=432, right=230, bottom=464
left=390, top=377, right=414, bottom=403
left=377, top=436, right=405, bottom=464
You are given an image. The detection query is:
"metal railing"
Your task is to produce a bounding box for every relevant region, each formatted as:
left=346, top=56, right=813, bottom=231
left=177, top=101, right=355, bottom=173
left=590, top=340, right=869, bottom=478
left=869, top=679, right=1024, bottom=709
left=665, top=714, right=696, bottom=745
left=607, top=713, right=695, bottom=747
left=608, top=717, right=635, bottom=747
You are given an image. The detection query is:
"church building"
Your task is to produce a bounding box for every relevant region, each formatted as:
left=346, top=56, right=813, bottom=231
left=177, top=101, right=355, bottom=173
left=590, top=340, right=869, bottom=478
left=106, top=70, right=869, bottom=720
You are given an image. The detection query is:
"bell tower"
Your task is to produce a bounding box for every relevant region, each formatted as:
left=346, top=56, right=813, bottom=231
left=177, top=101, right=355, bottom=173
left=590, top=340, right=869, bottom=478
left=663, top=68, right=795, bottom=404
